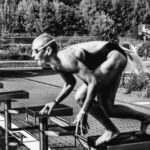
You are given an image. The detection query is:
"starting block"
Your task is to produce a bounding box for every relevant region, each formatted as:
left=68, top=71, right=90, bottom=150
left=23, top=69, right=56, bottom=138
left=0, top=90, right=29, bottom=150
left=25, top=104, right=73, bottom=150
left=0, top=90, right=29, bottom=100
left=25, top=104, right=73, bottom=125
left=77, top=131, right=150, bottom=150
left=26, top=104, right=73, bottom=117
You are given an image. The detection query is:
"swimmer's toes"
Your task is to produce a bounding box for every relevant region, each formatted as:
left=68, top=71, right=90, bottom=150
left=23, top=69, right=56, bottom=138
left=95, top=132, right=119, bottom=146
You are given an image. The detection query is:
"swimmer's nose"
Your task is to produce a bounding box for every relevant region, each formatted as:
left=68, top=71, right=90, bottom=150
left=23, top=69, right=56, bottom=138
left=32, top=51, right=36, bottom=58
left=32, top=52, right=39, bottom=61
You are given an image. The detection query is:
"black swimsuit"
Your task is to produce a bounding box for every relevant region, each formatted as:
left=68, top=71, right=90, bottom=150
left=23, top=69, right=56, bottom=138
left=82, top=43, right=127, bottom=70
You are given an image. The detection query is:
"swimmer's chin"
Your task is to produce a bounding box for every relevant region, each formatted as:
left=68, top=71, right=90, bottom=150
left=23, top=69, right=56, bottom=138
left=37, top=61, right=51, bottom=69
left=37, top=61, right=45, bottom=66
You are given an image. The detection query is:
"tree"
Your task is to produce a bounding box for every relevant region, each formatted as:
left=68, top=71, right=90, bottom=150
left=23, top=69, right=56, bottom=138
left=111, top=0, right=134, bottom=36
left=55, top=2, right=86, bottom=36
left=80, top=0, right=97, bottom=33
left=40, top=0, right=57, bottom=35
left=13, top=0, right=28, bottom=34
left=58, top=0, right=81, bottom=6
left=14, top=0, right=41, bottom=35
left=96, top=0, right=113, bottom=15
left=25, top=0, right=41, bottom=35
left=133, top=0, right=147, bottom=24
left=143, top=0, right=150, bottom=24
left=3, top=0, right=9, bottom=32
left=90, top=12, right=114, bottom=40
left=138, top=41, right=150, bottom=60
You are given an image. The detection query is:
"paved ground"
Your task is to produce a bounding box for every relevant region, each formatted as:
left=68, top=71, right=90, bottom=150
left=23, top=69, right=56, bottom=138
left=0, top=70, right=150, bottom=150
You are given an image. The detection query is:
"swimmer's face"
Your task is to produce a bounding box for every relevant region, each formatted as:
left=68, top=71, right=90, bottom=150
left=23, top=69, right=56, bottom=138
left=32, top=34, right=57, bottom=66
left=32, top=46, right=52, bottom=66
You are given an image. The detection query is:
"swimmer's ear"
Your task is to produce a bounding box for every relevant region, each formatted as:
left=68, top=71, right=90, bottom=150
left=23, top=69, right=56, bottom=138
left=46, top=46, right=52, bottom=56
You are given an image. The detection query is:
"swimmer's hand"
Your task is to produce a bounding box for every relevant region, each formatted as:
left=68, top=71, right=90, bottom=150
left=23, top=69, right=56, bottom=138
left=73, top=109, right=90, bottom=135
left=39, top=101, right=56, bottom=115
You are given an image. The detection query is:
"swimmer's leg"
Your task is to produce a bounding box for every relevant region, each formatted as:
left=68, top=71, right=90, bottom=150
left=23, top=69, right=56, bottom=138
left=100, top=76, right=150, bottom=135
left=75, top=84, right=120, bottom=143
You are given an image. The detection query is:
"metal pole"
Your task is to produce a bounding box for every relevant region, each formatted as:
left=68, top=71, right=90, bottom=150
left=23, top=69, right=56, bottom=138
left=39, top=117, right=48, bottom=150
left=5, top=100, right=11, bottom=150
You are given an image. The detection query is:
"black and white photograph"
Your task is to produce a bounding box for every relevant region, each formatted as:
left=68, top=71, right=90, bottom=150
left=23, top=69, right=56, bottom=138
left=0, top=0, right=150, bottom=150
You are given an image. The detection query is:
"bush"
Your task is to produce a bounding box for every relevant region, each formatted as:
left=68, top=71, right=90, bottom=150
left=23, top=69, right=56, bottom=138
left=137, top=42, right=150, bottom=60
left=120, top=73, right=149, bottom=94
left=143, top=82, right=150, bottom=98
left=18, top=44, right=32, bottom=55
left=90, top=12, right=114, bottom=40
left=7, top=51, right=20, bottom=60
left=0, top=51, right=32, bottom=60
left=0, top=44, right=32, bottom=60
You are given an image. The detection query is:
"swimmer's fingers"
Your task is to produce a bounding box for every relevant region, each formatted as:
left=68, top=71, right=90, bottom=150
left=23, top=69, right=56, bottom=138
left=83, top=119, right=90, bottom=129
left=81, top=114, right=89, bottom=134
left=39, top=102, right=54, bottom=115
left=74, top=109, right=87, bottom=135
left=73, top=117, right=81, bottom=135
left=39, top=105, right=47, bottom=115
left=80, top=121, right=84, bottom=135
left=75, top=121, right=80, bottom=135
left=82, top=122, right=89, bottom=134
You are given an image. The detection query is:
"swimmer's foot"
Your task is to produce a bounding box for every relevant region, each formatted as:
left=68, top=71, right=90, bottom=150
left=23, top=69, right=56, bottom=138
left=95, top=130, right=120, bottom=146
left=136, top=117, right=150, bottom=135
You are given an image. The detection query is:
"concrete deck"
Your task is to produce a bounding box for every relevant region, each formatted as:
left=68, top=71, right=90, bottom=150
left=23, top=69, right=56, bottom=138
left=0, top=70, right=150, bottom=150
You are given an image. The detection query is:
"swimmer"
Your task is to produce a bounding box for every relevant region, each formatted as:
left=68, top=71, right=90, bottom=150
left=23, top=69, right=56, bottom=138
left=32, top=33, right=150, bottom=146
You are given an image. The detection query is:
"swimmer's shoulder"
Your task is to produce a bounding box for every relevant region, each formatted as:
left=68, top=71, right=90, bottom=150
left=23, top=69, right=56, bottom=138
left=71, top=41, right=109, bottom=53
left=59, top=41, right=109, bottom=56
left=71, top=41, right=108, bottom=47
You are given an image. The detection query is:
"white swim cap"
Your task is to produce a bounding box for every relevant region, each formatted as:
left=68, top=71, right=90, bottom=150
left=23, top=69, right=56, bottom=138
left=32, top=33, right=56, bottom=52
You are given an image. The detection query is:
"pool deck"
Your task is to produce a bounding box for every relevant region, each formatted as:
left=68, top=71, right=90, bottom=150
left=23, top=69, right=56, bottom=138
left=0, top=69, right=150, bottom=150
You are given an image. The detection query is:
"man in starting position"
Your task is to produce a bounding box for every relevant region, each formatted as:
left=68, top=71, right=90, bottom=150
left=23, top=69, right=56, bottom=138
left=32, top=33, right=150, bottom=146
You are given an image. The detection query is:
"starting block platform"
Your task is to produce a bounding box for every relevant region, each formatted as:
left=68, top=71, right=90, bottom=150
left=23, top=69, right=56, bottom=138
left=25, top=104, right=73, bottom=150
left=0, top=90, right=29, bottom=100
left=26, top=104, right=73, bottom=117
left=0, top=90, right=29, bottom=150
left=77, top=131, right=150, bottom=150
left=0, top=123, right=30, bottom=150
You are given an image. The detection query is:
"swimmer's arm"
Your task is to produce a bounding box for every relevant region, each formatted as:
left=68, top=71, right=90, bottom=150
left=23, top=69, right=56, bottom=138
left=77, top=63, right=98, bottom=113
left=54, top=71, right=76, bottom=104
left=75, top=52, right=118, bottom=113
left=74, top=49, right=98, bottom=113
left=83, top=77, right=98, bottom=113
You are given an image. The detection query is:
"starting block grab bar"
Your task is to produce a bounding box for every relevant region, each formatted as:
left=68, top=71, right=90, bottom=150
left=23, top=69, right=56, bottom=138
left=75, top=131, right=150, bottom=150
left=0, top=90, right=29, bottom=101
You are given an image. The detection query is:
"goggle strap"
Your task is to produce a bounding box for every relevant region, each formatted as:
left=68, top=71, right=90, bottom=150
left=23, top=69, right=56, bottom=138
left=38, top=39, right=56, bottom=51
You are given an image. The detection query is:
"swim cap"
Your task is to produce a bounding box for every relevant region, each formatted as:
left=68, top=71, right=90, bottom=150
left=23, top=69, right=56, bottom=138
left=32, top=33, right=56, bottom=52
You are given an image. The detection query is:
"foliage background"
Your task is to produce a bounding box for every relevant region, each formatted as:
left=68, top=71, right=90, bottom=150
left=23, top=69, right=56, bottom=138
left=0, top=0, right=150, bottom=40
left=1, top=0, right=150, bottom=97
